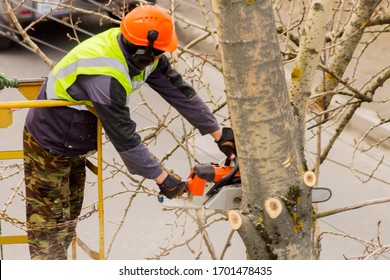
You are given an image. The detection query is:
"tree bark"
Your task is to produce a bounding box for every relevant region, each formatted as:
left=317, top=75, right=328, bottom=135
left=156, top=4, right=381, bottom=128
left=211, top=0, right=314, bottom=259
left=288, top=0, right=334, bottom=160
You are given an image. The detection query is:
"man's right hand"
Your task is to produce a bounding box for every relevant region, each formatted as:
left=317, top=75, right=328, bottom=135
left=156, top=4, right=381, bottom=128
left=158, top=173, right=188, bottom=199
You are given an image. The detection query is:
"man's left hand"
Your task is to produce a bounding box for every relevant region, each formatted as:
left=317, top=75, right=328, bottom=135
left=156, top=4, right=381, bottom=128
left=216, top=127, right=236, bottom=159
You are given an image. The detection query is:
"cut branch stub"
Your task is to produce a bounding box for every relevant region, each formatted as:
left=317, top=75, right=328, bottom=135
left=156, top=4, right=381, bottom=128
left=264, top=197, right=283, bottom=219
left=228, top=210, right=243, bottom=230
left=303, top=171, right=317, bottom=187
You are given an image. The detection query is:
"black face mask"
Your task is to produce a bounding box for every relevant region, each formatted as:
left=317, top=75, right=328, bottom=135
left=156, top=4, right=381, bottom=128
left=131, top=30, right=164, bottom=69
left=132, top=48, right=164, bottom=68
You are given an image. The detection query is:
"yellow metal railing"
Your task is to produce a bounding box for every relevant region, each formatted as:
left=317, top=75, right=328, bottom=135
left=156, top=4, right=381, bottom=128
left=0, top=79, right=105, bottom=259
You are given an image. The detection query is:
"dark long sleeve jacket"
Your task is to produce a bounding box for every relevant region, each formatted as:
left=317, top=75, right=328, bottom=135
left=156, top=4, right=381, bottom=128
left=25, top=34, right=219, bottom=179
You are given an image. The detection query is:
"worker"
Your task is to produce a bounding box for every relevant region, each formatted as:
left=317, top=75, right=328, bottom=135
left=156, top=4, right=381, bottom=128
left=23, top=4, right=236, bottom=260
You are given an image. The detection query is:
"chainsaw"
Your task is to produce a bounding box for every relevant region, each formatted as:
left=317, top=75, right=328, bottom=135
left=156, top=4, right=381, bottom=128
left=159, top=158, right=332, bottom=210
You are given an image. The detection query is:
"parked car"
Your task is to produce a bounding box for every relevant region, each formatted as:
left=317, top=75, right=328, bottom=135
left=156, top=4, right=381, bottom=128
left=0, top=0, right=155, bottom=49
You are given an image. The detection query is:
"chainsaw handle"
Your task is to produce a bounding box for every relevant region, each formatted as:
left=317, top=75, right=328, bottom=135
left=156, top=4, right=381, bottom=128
left=223, top=156, right=237, bottom=168
left=224, top=158, right=232, bottom=166
left=206, top=157, right=239, bottom=197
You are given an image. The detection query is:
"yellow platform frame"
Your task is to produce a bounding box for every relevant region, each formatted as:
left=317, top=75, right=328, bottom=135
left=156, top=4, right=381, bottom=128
left=0, top=79, right=105, bottom=259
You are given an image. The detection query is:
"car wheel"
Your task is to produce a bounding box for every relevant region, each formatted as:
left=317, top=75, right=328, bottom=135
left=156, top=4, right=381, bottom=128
left=0, top=35, right=12, bottom=49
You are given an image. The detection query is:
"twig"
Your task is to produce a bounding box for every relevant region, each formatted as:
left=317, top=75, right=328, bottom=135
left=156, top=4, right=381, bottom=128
left=3, top=0, right=54, bottom=68
left=316, top=197, right=390, bottom=219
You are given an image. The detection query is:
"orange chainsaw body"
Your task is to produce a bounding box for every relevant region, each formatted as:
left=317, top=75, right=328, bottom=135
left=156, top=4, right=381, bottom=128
left=187, top=163, right=240, bottom=196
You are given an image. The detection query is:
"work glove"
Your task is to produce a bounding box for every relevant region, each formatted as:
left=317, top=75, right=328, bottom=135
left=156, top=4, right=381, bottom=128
left=216, top=127, right=236, bottom=159
left=158, top=173, right=188, bottom=199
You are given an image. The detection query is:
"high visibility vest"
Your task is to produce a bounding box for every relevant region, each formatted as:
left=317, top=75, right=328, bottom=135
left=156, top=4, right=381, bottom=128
left=46, top=28, right=158, bottom=109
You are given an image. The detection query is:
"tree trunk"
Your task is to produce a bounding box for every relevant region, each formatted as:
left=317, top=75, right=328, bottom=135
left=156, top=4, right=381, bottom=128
left=211, top=0, right=314, bottom=259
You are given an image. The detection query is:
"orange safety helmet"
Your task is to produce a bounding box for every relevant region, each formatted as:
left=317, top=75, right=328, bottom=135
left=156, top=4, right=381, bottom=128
left=120, top=5, right=178, bottom=52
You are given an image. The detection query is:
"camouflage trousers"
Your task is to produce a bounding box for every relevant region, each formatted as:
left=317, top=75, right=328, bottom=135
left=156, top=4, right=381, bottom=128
left=23, top=126, right=86, bottom=260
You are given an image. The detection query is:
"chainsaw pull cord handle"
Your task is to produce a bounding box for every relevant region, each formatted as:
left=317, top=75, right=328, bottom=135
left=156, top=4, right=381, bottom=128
left=206, top=157, right=239, bottom=197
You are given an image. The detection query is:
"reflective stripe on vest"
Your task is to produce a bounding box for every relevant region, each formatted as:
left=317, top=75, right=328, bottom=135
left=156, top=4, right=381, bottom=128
left=46, top=28, right=158, bottom=110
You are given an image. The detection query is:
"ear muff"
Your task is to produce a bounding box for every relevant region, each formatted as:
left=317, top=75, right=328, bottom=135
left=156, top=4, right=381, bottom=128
left=132, top=30, right=159, bottom=68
